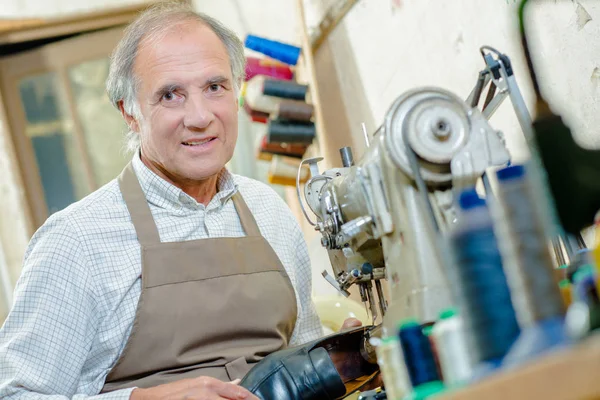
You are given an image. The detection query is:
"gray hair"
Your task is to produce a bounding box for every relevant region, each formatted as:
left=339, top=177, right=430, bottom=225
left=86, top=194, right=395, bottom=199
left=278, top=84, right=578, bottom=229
left=106, top=2, right=246, bottom=153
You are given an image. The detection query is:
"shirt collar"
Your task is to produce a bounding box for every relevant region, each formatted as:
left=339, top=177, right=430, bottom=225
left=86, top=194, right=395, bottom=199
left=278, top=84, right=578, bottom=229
left=131, top=152, right=238, bottom=211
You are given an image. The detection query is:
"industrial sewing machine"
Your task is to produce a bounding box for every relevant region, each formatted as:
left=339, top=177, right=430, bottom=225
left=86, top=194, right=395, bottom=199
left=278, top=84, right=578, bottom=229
left=296, top=48, right=551, bottom=356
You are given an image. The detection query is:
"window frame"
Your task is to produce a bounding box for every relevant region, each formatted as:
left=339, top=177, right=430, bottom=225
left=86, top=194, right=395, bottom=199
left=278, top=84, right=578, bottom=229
left=0, top=26, right=127, bottom=231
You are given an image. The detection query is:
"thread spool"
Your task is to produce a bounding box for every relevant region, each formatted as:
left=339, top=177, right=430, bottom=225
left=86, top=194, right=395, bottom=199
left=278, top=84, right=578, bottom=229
left=494, top=165, right=570, bottom=365
left=398, top=320, right=440, bottom=388
left=267, top=119, right=316, bottom=145
left=559, top=280, right=573, bottom=307
left=242, top=103, right=269, bottom=124
left=567, top=249, right=594, bottom=283
left=566, top=302, right=600, bottom=340
left=572, top=266, right=599, bottom=305
left=448, top=189, right=520, bottom=365
left=245, top=34, right=301, bottom=66
left=245, top=57, right=294, bottom=81
left=372, top=337, right=410, bottom=400
left=432, top=309, right=473, bottom=387
left=263, top=79, right=308, bottom=101
left=494, top=164, right=566, bottom=326
left=245, top=76, right=312, bottom=117
left=245, top=76, right=280, bottom=114
left=239, top=83, right=247, bottom=108
left=268, top=155, right=308, bottom=186
left=259, top=135, right=307, bottom=159
left=421, top=325, right=443, bottom=382
left=275, top=99, right=314, bottom=122
left=594, top=223, right=600, bottom=290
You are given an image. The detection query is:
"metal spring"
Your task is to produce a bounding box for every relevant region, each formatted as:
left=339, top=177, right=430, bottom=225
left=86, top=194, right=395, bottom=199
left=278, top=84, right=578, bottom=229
left=494, top=164, right=565, bottom=327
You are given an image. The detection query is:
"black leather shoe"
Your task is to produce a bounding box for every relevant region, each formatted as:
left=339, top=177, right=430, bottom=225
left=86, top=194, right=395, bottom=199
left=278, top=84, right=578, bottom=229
left=240, top=326, right=380, bottom=400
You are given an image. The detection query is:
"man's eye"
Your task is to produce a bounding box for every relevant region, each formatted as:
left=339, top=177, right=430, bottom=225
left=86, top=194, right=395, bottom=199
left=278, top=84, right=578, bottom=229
left=162, top=91, right=175, bottom=101
left=209, top=84, right=222, bottom=92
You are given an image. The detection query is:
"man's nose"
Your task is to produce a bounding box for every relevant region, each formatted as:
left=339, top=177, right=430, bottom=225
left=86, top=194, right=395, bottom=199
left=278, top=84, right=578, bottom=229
left=183, top=94, right=214, bottom=130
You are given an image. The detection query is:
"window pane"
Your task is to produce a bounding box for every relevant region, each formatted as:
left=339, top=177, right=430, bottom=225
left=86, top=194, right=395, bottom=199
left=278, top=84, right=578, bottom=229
left=68, top=58, right=129, bottom=186
left=19, top=72, right=89, bottom=214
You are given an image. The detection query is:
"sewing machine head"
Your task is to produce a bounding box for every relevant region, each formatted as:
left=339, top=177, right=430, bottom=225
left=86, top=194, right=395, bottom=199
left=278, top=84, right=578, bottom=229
left=297, top=50, right=516, bottom=331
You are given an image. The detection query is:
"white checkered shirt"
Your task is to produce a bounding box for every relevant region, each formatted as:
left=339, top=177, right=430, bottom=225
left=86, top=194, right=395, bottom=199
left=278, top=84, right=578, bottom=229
left=0, top=154, right=323, bottom=399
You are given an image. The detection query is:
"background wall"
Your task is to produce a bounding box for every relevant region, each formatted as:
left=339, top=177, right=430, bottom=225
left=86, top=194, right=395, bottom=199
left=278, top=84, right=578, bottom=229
left=307, top=0, right=600, bottom=164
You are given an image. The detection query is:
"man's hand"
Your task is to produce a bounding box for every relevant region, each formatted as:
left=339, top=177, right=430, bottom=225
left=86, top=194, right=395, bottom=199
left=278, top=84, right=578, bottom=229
left=130, top=376, right=259, bottom=400
left=340, top=317, right=363, bottom=331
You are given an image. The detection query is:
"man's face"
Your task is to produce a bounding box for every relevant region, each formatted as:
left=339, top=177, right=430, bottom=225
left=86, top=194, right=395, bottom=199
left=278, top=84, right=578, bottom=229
left=131, top=22, right=238, bottom=183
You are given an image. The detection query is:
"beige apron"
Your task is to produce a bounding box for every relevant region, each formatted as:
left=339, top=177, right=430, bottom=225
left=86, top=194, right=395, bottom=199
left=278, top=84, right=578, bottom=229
left=102, top=163, right=298, bottom=392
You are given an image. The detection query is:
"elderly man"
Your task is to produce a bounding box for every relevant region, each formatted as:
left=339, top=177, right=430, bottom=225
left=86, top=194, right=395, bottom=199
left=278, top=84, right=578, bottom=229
left=0, top=3, right=360, bottom=399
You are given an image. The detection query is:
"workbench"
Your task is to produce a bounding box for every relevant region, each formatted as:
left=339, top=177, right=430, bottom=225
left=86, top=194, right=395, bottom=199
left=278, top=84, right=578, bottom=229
left=438, top=334, right=600, bottom=400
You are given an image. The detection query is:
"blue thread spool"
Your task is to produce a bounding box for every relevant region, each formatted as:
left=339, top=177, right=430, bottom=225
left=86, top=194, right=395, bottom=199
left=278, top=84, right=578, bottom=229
left=573, top=265, right=599, bottom=305
left=262, top=79, right=308, bottom=101
left=244, top=35, right=301, bottom=66
left=494, top=164, right=569, bottom=366
left=267, top=119, right=316, bottom=144
left=448, top=189, right=520, bottom=366
left=495, top=165, right=569, bottom=322
left=398, top=320, right=440, bottom=387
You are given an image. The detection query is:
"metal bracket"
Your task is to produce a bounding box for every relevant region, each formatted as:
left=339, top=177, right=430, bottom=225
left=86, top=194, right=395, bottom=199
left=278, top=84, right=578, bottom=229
left=296, top=157, right=325, bottom=226
left=322, top=270, right=350, bottom=296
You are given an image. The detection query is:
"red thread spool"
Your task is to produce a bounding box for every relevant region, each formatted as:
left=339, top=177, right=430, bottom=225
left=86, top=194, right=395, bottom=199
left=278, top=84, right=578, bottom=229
left=245, top=57, right=294, bottom=81
left=243, top=103, right=269, bottom=124
left=259, top=135, right=307, bottom=158
left=275, top=100, right=314, bottom=122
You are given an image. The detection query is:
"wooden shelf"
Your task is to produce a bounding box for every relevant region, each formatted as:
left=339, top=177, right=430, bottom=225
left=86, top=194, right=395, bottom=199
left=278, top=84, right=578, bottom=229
left=438, top=334, right=600, bottom=400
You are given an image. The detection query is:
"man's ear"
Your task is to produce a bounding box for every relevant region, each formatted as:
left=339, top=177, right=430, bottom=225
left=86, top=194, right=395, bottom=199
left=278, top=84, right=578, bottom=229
left=118, top=100, right=140, bottom=132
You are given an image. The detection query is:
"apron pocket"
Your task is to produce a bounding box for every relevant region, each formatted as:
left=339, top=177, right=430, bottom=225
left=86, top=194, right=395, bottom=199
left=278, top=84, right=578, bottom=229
left=225, top=357, right=251, bottom=381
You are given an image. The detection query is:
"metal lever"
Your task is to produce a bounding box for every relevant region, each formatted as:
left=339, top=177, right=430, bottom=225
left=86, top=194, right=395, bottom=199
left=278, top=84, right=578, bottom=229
left=321, top=270, right=350, bottom=297
left=296, top=157, right=324, bottom=227
left=478, top=46, right=577, bottom=260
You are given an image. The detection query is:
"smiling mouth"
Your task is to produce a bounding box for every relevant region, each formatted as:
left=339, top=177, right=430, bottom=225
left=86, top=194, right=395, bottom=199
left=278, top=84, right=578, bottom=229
left=182, top=138, right=216, bottom=146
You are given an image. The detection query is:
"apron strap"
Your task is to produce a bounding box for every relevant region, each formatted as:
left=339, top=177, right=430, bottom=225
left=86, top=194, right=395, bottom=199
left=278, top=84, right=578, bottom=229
left=118, top=162, right=161, bottom=246
left=232, top=192, right=262, bottom=237
left=118, top=161, right=261, bottom=242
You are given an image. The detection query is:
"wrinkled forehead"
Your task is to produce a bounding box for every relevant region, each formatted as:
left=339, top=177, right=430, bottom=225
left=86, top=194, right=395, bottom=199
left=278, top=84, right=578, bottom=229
left=133, top=21, right=232, bottom=87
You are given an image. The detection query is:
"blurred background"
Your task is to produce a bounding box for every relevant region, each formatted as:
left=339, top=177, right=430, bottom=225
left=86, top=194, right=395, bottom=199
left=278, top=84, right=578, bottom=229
left=0, top=0, right=598, bottom=323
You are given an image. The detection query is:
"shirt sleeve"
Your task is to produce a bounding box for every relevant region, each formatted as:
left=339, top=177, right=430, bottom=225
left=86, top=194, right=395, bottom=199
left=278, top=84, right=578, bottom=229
left=287, top=216, right=324, bottom=346
left=0, top=217, right=132, bottom=400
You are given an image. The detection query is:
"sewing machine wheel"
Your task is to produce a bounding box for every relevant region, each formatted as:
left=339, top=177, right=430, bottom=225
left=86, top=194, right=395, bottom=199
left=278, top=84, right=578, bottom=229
left=384, top=87, right=474, bottom=185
